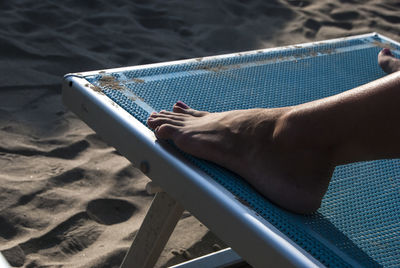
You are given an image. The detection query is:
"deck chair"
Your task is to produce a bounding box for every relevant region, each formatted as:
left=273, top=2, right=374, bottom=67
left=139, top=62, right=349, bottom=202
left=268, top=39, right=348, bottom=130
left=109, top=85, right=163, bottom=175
left=62, top=33, right=400, bottom=267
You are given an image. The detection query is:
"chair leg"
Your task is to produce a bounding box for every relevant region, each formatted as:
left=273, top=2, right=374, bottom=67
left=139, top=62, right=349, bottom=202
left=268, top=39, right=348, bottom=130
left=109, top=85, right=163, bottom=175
left=120, top=191, right=184, bottom=268
left=168, top=248, right=245, bottom=268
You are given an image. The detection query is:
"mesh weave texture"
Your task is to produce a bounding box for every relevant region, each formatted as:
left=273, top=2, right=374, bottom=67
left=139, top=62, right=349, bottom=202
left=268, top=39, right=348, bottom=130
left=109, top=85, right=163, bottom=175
left=85, top=34, right=400, bottom=267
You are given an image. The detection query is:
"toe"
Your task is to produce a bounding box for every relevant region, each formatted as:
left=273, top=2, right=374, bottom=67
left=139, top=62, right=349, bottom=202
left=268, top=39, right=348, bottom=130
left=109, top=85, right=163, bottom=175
left=173, top=102, right=192, bottom=114
left=381, top=48, right=393, bottom=57
left=175, top=101, right=190, bottom=109
left=172, top=101, right=209, bottom=117
left=173, top=104, right=208, bottom=117
left=173, top=105, right=193, bottom=114
left=155, top=124, right=179, bottom=140
left=147, top=117, right=184, bottom=129
left=149, top=112, right=158, bottom=119
left=378, top=49, right=400, bottom=74
left=150, top=112, right=187, bottom=121
left=158, top=110, right=188, bottom=118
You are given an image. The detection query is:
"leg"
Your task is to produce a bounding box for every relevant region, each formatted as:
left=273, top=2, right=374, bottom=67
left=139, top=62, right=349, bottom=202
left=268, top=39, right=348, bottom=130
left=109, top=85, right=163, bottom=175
left=147, top=50, right=400, bottom=214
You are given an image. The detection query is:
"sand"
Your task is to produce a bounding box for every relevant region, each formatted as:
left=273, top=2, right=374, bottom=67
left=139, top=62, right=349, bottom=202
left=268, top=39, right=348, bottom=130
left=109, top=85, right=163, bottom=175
left=0, top=0, right=399, bottom=267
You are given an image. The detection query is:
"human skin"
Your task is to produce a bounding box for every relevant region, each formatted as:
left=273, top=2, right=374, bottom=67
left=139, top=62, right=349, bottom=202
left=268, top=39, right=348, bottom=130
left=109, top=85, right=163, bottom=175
left=147, top=49, right=400, bottom=214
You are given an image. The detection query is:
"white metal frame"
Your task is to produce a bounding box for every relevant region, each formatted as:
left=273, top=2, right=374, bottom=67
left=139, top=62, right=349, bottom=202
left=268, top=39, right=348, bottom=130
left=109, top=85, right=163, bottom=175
left=62, top=33, right=398, bottom=268
left=0, top=253, right=11, bottom=268
left=169, top=248, right=242, bottom=268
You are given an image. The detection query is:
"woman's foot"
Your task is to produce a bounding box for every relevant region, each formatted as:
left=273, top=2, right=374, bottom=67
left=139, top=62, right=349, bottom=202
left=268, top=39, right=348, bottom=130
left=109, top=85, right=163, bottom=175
left=147, top=102, right=334, bottom=214
left=378, top=48, right=400, bottom=74
left=146, top=49, right=400, bottom=214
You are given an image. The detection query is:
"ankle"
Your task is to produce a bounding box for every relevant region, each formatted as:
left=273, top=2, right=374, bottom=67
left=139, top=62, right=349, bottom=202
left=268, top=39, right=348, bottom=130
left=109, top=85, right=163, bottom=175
left=272, top=106, right=304, bottom=149
left=272, top=105, right=334, bottom=161
left=272, top=107, right=335, bottom=213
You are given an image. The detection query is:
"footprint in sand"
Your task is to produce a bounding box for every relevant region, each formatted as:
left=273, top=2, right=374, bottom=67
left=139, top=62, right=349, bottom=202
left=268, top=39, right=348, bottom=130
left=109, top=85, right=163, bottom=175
left=285, top=0, right=312, bottom=7
left=134, top=6, right=184, bottom=30
left=0, top=215, right=18, bottom=240
left=330, top=10, right=360, bottom=21
left=86, top=198, right=137, bottom=225
left=3, top=212, right=103, bottom=266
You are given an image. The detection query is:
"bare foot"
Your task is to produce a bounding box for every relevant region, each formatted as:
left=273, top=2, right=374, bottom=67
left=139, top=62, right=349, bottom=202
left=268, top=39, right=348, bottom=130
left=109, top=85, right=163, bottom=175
left=378, top=48, right=400, bottom=74
left=146, top=50, right=399, bottom=214
left=147, top=101, right=334, bottom=214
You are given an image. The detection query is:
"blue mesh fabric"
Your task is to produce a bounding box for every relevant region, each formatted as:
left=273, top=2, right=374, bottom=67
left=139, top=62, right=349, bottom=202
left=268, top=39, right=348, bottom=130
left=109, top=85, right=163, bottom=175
left=85, top=35, right=400, bottom=267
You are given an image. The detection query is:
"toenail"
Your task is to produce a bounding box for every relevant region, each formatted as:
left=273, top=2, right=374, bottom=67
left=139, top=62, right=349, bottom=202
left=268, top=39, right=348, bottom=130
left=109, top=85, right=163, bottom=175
left=382, top=48, right=393, bottom=56
left=175, top=101, right=189, bottom=109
